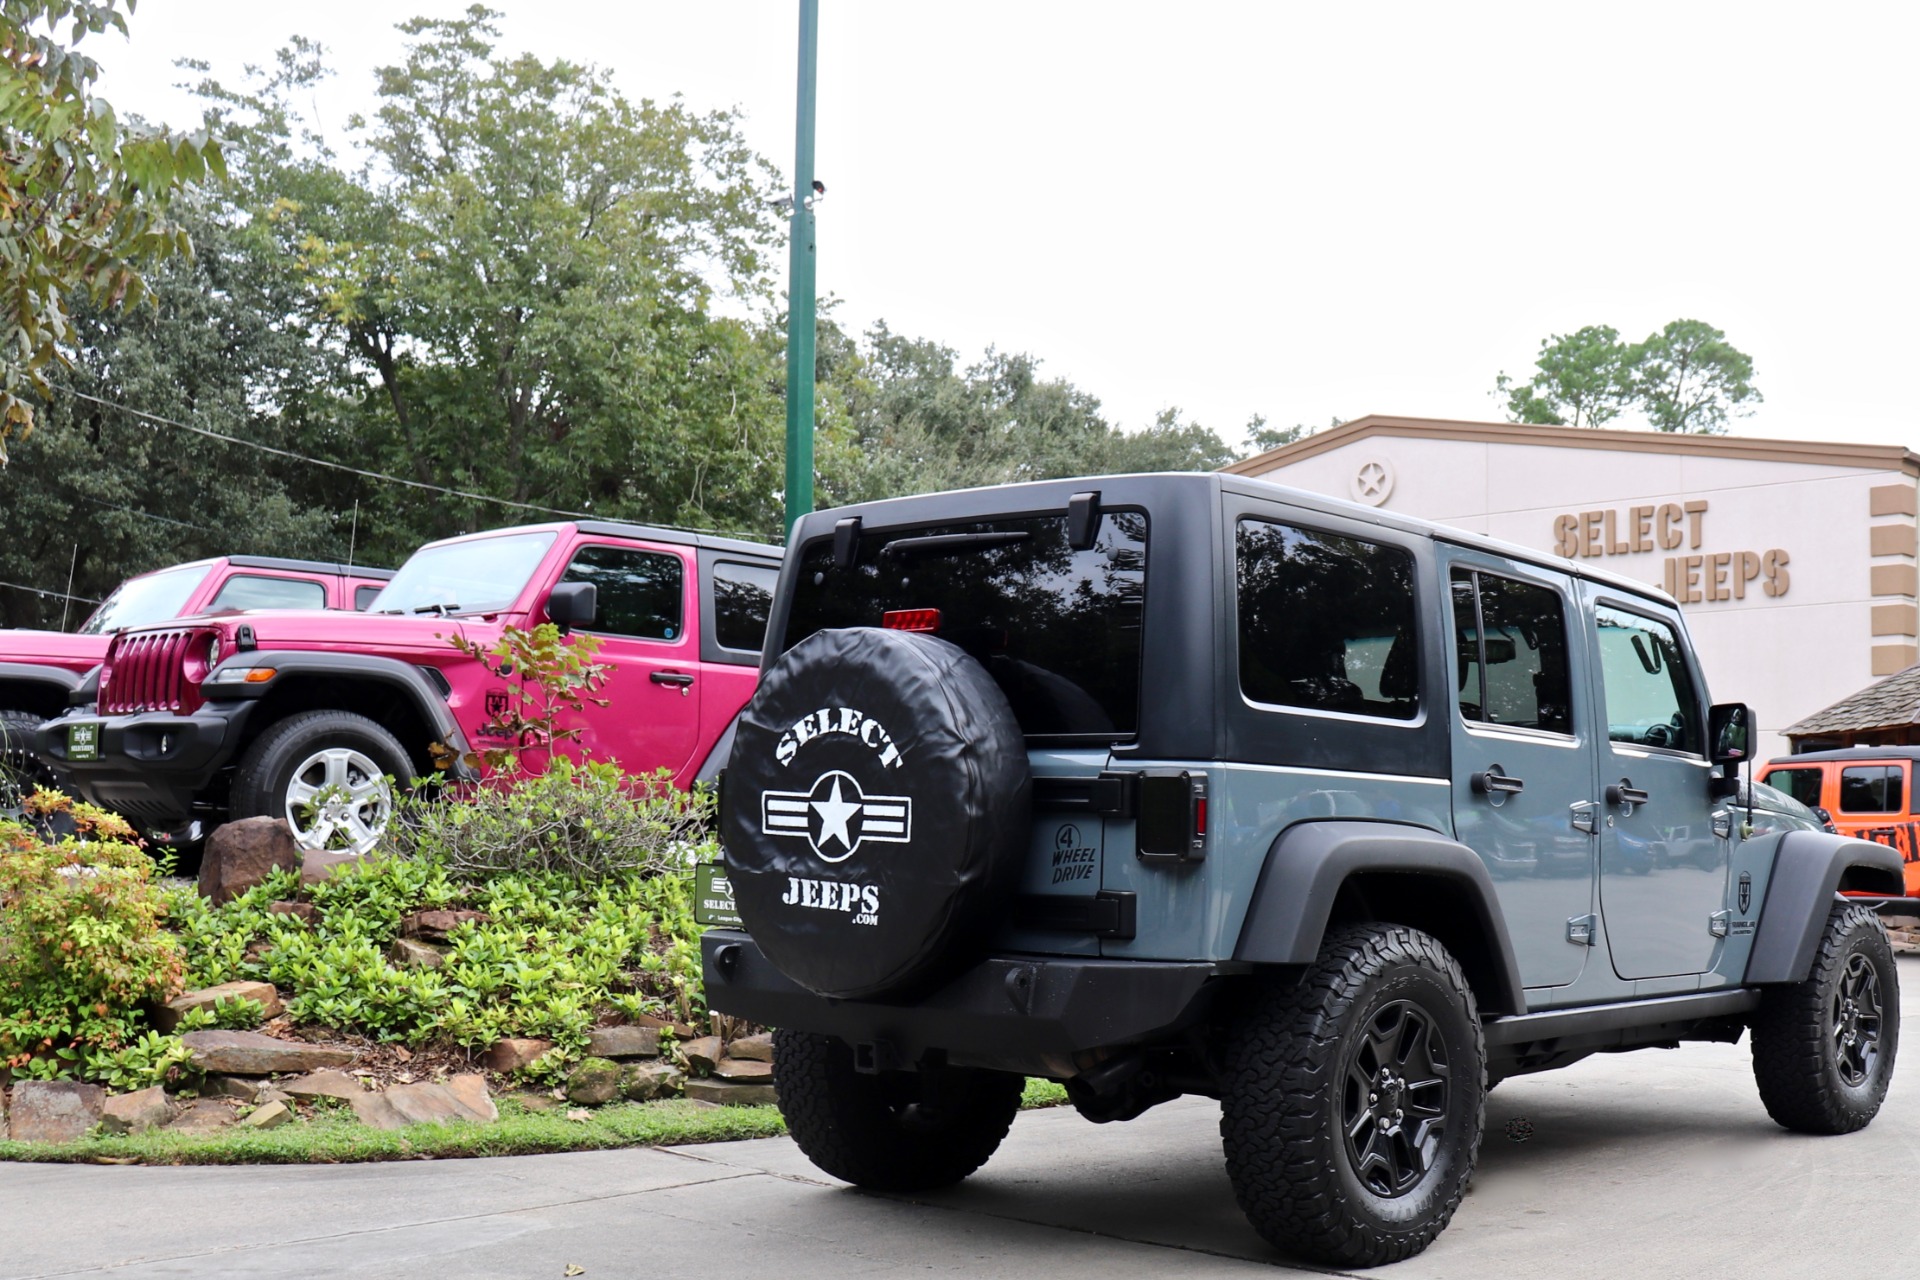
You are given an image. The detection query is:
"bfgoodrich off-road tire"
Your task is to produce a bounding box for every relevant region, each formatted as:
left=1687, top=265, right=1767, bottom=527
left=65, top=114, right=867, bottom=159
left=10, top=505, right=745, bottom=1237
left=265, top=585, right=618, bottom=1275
left=1220, top=924, right=1486, bottom=1269
left=0, top=708, right=57, bottom=817
left=1750, top=901, right=1900, bottom=1134
left=773, top=1028, right=1025, bottom=1192
left=230, top=710, right=412, bottom=855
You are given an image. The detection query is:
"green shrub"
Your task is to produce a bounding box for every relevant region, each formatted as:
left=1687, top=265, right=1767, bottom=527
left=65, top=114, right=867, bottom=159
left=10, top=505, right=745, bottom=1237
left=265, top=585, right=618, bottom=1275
left=162, top=838, right=710, bottom=1072
left=173, top=996, right=268, bottom=1033
left=405, top=760, right=713, bottom=880
left=0, top=795, right=187, bottom=1084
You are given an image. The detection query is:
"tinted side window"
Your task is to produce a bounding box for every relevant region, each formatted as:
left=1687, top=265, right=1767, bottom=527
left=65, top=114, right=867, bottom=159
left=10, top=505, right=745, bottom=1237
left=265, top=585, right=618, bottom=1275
left=1594, top=605, right=1701, bottom=753
left=1238, top=520, right=1418, bottom=720
left=1840, top=765, right=1903, bottom=814
left=1451, top=569, right=1572, bottom=735
left=713, top=561, right=777, bottom=652
left=1768, top=767, right=1825, bottom=809
left=354, top=584, right=383, bottom=610
left=561, top=546, right=684, bottom=641
left=210, top=575, right=326, bottom=612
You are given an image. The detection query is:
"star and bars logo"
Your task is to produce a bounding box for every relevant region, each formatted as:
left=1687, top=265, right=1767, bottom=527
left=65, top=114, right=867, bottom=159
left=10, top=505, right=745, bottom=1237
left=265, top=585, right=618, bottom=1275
left=761, top=769, right=912, bottom=863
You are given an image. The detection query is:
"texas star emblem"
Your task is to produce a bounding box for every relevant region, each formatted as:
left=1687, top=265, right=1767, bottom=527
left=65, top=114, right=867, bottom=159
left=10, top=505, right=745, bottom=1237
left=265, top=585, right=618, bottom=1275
left=762, top=770, right=913, bottom=862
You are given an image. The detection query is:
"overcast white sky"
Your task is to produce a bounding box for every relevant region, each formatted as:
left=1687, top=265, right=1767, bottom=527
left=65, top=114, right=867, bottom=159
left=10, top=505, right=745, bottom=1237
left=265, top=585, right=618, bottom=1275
left=96, top=1, right=1920, bottom=454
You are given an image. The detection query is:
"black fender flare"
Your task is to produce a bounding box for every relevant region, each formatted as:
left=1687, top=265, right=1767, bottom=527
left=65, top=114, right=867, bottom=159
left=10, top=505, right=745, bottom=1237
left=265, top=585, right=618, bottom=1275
left=694, top=713, right=736, bottom=785
left=1233, top=819, right=1528, bottom=1016
left=1745, top=830, right=1903, bottom=984
left=207, top=651, right=474, bottom=773
left=0, top=662, right=83, bottom=716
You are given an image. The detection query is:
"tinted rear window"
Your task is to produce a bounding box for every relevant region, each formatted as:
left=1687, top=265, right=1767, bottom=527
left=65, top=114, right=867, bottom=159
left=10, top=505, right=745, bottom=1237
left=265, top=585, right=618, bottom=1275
left=1238, top=519, right=1419, bottom=720
left=713, top=561, right=778, bottom=652
left=210, top=575, right=327, bottom=612
left=782, top=511, right=1147, bottom=737
left=1767, top=767, right=1824, bottom=809
left=1840, top=765, right=1904, bottom=814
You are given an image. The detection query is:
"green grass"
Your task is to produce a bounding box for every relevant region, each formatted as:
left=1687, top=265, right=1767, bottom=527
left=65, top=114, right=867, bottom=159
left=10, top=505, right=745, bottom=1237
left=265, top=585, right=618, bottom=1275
left=1021, top=1078, right=1069, bottom=1109
left=0, top=1079, right=1072, bottom=1166
left=0, top=1097, right=786, bottom=1165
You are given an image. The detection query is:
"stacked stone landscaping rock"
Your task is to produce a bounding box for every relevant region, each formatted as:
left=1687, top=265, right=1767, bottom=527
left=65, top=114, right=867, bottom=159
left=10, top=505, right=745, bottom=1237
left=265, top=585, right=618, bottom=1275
left=561, top=1026, right=776, bottom=1109
left=0, top=820, right=509, bottom=1144
left=1, top=818, right=781, bottom=1143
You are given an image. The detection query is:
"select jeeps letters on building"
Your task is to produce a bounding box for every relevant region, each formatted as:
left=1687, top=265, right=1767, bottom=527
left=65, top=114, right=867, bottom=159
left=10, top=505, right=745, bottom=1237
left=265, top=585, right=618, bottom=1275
left=699, top=472, right=1902, bottom=1269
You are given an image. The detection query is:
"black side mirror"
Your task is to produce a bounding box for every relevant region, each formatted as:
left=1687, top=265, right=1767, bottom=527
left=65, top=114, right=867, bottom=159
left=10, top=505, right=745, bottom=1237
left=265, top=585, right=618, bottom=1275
left=547, top=581, right=597, bottom=635
left=1708, top=702, right=1752, bottom=768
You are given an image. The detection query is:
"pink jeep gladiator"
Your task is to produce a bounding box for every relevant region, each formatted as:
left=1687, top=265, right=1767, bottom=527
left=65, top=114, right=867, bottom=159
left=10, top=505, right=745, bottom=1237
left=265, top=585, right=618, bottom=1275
left=1, top=556, right=392, bottom=808
left=38, top=523, right=780, bottom=853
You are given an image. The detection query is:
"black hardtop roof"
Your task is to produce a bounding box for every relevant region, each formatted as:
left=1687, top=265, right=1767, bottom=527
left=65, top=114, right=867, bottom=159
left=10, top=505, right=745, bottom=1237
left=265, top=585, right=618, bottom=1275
left=226, top=555, right=394, bottom=580
left=414, top=521, right=781, bottom=560
left=1219, top=473, right=1670, bottom=602
left=1766, top=747, right=1920, bottom=765
left=788, top=470, right=1674, bottom=607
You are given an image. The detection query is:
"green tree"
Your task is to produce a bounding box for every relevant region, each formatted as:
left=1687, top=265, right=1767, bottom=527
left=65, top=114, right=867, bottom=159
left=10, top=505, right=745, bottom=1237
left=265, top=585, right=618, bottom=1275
left=1633, top=318, right=1762, bottom=434
left=1493, top=325, right=1634, bottom=428
left=1244, top=414, right=1343, bottom=456
left=1494, top=320, right=1760, bottom=435
left=0, top=0, right=222, bottom=458
left=0, top=199, right=341, bottom=628
left=193, top=8, right=788, bottom=550
left=821, top=322, right=1236, bottom=505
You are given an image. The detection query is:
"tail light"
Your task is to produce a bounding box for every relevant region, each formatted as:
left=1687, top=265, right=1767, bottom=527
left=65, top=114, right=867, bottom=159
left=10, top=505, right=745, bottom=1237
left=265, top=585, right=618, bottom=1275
left=883, top=608, right=941, bottom=633
left=1137, top=770, right=1208, bottom=863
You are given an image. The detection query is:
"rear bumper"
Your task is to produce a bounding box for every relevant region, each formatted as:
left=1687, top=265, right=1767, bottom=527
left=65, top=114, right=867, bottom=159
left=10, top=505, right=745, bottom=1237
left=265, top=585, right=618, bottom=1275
left=37, top=701, right=256, bottom=825
left=701, top=930, right=1230, bottom=1076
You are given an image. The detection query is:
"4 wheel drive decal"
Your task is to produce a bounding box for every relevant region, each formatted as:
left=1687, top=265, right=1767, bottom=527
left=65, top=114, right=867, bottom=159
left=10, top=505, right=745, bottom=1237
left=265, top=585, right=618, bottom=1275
left=762, top=769, right=913, bottom=862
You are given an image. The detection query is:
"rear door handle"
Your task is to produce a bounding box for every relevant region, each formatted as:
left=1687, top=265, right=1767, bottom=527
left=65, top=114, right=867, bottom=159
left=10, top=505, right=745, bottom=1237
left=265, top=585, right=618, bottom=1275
left=650, top=671, right=695, bottom=687
left=1470, top=767, right=1525, bottom=796
left=1606, top=780, right=1650, bottom=808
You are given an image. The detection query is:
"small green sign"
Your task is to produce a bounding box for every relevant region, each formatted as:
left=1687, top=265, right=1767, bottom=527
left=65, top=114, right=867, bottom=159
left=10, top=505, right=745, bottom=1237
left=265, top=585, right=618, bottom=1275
left=67, top=722, right=100, bottom=762
left=694, top=862, right=742, bottom=928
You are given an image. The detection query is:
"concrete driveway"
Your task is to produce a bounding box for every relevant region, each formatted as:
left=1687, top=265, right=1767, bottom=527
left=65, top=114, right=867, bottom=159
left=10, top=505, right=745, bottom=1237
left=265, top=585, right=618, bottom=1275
left=8, top=956, right=1920, bottom=1278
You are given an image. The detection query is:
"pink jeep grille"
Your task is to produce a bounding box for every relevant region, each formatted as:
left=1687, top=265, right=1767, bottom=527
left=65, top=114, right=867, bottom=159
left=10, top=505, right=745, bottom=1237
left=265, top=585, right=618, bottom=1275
left=100, top=628, right=211, bottom=715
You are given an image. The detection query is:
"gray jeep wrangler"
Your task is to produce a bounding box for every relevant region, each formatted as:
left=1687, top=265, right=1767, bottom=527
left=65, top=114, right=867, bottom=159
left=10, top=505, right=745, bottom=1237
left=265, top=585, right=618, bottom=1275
left=700, top=473, right=1901, bottom=1267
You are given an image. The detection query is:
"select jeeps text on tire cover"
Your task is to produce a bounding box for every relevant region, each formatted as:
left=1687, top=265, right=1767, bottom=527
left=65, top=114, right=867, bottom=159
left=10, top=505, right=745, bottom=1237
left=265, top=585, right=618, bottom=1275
left=701, top=473, right=1904, bottom=1269
left=37, top=522, right=780, bottom=854
left=0, top=555, right=392, bottom=815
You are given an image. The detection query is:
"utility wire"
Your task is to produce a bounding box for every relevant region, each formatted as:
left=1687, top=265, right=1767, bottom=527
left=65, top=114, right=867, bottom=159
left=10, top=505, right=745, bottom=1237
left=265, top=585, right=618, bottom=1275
left=0, top=578, right=101, bottom=605
left=64, top=489, right=215, bottom=532
left=56, top=385, right=750, bottom=540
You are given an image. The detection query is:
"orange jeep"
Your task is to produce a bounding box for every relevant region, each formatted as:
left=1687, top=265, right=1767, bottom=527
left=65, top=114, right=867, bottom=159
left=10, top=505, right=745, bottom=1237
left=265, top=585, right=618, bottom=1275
left=1759, top=748, right=1920, bottom=895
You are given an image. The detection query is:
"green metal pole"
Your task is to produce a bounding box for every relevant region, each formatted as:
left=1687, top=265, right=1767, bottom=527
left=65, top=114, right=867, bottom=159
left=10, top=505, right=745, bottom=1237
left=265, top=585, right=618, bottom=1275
left=784, top=0, right=819, bottom=538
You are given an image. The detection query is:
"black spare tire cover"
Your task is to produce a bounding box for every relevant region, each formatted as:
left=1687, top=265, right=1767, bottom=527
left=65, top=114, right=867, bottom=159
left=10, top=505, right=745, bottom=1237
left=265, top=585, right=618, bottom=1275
left=722, top=627, right=1031, bottom=999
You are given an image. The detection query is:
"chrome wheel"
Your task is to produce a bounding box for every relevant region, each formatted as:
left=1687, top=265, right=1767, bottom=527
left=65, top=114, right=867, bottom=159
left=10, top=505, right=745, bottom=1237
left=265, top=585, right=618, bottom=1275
left=283, top=746, right=392, bottom=854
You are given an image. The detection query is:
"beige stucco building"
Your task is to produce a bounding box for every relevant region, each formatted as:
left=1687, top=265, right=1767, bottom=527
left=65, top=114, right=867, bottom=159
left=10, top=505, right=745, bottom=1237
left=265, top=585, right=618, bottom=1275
left=1226, top=416, right=1920, bottom=762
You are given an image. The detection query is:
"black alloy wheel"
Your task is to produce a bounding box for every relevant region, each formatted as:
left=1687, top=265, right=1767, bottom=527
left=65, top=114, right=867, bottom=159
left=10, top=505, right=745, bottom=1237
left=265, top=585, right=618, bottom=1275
left=1220, top=923, right=1485, bottom=1268
left=1751, top=900, right=1899, bottom=1134
left=1341, top=999, right=1454, bottom=1198
left=1832, top=951, right=1883, bottom=1089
